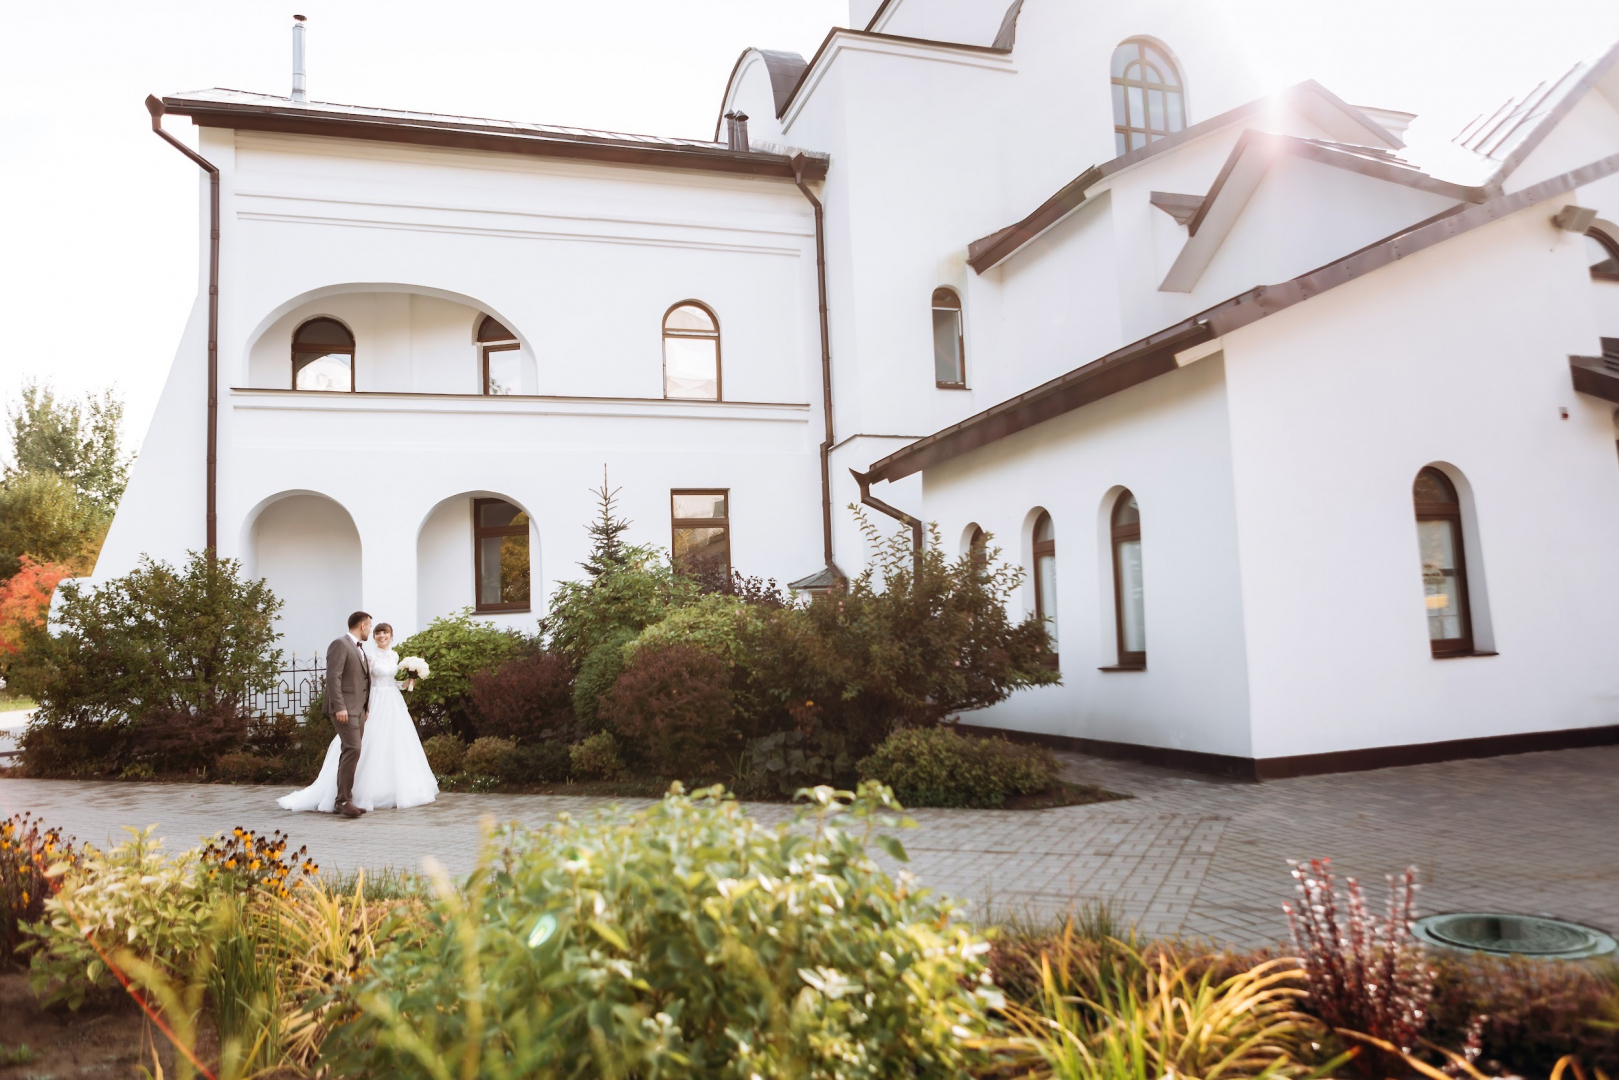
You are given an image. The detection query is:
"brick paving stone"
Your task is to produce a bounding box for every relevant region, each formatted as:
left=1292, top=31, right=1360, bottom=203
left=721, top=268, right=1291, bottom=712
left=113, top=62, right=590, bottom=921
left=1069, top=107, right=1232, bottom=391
left=3, top=743, right=1616, bottom=948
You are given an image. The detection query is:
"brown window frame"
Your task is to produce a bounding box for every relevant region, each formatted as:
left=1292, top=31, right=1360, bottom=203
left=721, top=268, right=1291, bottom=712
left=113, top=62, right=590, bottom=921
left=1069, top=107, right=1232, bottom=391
left=1111, top=37, right=1187, bottom=157
left=662, top=301, right=723, bottom=402
left=670, top=488, right=731, bottom=579
left=291, top=317, right=356, bottom=392
left=932, top=287, right=967, bottom=389
left=1413, top=467, right=1473, bottom=658
left=1110, top=491, right=1146, bottom=669
left=477, top=315, right=521, bottom=396
left=1588, top=227, right=1619, bottom=283
left=966, top=523, right=987, bottom=570
left=471, top=497, right=531, bottom=614
left=1032, top=511, right=1058, bottom=670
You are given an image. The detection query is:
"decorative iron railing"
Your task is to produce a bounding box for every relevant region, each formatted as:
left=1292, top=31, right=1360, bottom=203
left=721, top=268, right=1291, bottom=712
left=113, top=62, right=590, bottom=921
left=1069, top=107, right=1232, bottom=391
left=245, top=655, right=326, bottom=718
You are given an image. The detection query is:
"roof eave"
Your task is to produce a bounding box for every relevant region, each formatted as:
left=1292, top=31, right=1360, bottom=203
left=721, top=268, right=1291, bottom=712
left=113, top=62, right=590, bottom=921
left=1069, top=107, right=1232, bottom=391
left=163, top=97, right=828, bottom=182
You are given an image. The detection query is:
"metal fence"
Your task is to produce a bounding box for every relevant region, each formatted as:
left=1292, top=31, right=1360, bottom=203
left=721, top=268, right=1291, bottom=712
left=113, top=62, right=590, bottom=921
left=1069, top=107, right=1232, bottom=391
left=246, top=655, right=326, bottom=718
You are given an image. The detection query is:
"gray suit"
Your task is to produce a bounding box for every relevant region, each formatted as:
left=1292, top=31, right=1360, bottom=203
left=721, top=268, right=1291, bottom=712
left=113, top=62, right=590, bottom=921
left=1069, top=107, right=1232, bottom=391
left=324, top=634, right=371, bottom=809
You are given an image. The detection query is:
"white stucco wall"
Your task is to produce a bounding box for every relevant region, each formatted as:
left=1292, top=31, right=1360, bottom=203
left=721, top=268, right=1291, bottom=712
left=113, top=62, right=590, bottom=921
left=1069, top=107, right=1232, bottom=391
left=249, top=493, right=363, bottom=660
left=1222, top=200, right=1619, bottom=758
left=912, top=355, right=1254, bottom=758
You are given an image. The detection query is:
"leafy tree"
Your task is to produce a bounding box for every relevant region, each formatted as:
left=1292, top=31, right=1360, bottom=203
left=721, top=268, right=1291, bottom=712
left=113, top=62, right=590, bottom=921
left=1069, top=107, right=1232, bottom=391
left=5, top=380, right=132, bottom=514
left=11, top=551, right=283, bottom=774
left=0, top=555, right=72, bottom=664
left=544, top=546, right=699, bottom=661
left=0, top=470, right=107, bottom=581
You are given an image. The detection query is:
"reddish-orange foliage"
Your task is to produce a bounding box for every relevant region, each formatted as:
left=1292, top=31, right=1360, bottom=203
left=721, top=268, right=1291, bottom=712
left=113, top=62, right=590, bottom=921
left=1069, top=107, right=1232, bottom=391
left=0, top=554, right=72, bottom=655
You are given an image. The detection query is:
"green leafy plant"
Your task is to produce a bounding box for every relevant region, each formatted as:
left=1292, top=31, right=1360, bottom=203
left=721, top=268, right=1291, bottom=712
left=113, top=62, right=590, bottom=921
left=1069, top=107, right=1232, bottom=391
left=545, top=547, right=700, bottom=662
left=11, top=551, right=283, bottom=776
left=571, top=628, right=634, bottom=732
left=393, top=609, right=534, bottom=738
left=421, top=733, right=467, bottom=777
left=321, top=782, right=1004, bottom=1079
left=463, top=735, right=517, bottom=780
left=859, top=726, right=1059, bottom=808
left=569, top=730, right=623, bottom=780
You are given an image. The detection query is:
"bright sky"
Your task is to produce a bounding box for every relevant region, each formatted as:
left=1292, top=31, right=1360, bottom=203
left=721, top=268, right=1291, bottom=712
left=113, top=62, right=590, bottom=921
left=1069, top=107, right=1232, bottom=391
left=3, top=0, right=1618, bottom=455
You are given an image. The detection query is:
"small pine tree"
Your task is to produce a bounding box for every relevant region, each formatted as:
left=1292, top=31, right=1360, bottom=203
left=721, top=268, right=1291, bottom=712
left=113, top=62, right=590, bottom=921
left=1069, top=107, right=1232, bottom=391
left=580, top=468, right=632, bottom=578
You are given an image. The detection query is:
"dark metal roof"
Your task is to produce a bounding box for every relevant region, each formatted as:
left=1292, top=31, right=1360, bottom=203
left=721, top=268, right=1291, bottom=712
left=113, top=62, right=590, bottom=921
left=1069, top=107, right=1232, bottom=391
left=966, top=81, right=1408, bottom=273
left=868, top=150, right=1619, bottom=484
left=1453, top=40, right=1619, bottom=185
left=160, top=88, right=828, bottom=182
left=787, top=566, right=841, bottom=591
left=712, top=49, right=808, bottom=140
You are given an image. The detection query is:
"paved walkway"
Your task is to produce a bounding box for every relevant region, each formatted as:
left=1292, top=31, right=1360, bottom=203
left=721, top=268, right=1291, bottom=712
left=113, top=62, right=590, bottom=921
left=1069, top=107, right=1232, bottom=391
left=3, top=745, right=1615, bottom=948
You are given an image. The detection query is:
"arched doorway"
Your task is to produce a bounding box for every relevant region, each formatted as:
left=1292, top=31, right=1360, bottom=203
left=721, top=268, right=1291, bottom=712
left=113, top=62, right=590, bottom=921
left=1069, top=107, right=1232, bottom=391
left=250, top=493, right=362, bottom=662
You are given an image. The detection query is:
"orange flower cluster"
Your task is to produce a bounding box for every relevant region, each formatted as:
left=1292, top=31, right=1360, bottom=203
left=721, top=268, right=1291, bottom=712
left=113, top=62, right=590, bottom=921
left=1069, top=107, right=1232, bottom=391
left=1, top=812, right=78, bottom=964
left=201, top=827, right=319, bottom=900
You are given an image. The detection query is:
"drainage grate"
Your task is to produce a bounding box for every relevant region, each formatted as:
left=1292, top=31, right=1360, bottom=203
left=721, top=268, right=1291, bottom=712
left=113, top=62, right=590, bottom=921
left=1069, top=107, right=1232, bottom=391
left=1413, top=913, right=1617, bottom=959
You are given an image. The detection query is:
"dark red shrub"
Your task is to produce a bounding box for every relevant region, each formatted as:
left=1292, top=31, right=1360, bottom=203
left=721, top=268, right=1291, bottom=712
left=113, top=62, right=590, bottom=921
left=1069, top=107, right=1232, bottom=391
left=600, top=643, right=736, bottom=779
left=468, top=651, right=576, bottom=743
left=135, top=702, right=250, bottom=773
left=1428, top=953, right=1619, bottom=1074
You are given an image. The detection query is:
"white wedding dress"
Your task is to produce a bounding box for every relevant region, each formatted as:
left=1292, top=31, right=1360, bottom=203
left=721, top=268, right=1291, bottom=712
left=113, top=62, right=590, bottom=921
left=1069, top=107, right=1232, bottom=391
left=277, top=647, right=439, bottom=812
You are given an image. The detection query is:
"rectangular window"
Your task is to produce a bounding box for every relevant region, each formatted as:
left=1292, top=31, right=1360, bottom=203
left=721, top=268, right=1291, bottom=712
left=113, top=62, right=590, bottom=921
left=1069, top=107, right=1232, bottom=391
left=483, top=343, right=521, bottom=395
left=671, top=489, right=730, bottom=579
left=473, top=498, right=530, bottom=612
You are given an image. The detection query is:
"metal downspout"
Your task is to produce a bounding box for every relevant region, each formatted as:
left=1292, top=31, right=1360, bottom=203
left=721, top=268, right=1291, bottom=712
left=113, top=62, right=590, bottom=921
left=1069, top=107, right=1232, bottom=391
left=791, top=153, right=841, bottom=583
left=850, top=468, right=923, bottom=575
left=146, top=95, right=220, bottom=556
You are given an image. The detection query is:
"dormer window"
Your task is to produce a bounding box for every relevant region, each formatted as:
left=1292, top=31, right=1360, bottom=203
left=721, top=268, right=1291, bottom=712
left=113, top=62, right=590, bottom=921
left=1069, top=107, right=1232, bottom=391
left=1111, top=38, right=1186, bottom=156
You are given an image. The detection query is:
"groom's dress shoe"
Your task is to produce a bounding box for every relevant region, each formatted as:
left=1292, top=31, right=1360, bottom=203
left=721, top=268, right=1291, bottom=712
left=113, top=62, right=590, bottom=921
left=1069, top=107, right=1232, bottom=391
left=337, top=802, right=363, bottom=818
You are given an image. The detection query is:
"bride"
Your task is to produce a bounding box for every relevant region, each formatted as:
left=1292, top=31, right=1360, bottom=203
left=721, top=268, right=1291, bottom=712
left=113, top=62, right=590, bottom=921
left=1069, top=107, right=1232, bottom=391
left=277, top=623, right=439, bottom=812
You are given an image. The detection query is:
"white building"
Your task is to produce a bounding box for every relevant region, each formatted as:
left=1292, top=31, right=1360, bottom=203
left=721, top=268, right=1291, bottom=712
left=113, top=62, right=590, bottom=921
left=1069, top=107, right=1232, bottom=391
left=103, top=0, right=1619, bottom=776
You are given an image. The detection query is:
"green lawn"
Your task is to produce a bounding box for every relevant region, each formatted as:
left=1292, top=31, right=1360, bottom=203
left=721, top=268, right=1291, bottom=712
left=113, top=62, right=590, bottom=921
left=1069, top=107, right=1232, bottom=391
left=0, top=696, right=36, bottom=713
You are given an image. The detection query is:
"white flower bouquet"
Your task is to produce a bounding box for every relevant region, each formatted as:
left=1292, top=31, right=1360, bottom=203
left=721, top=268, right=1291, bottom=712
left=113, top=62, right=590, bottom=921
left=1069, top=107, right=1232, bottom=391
left=397, top=656, right=430, bottom=690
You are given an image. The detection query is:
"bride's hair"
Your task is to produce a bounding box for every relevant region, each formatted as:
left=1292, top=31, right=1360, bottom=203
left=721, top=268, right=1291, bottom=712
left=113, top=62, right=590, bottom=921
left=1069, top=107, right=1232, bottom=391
left=373, top=622, right=393, bottom=637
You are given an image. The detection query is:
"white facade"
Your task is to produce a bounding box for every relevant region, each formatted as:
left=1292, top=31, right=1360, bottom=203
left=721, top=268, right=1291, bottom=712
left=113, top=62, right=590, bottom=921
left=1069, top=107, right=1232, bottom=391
left=103, top=0, right=1619, bottom=771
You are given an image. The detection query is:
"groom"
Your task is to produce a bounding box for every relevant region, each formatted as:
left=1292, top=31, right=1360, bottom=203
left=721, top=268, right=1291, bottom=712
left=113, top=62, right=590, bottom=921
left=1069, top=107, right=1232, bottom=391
left=325, top=611, right=373, bottom=818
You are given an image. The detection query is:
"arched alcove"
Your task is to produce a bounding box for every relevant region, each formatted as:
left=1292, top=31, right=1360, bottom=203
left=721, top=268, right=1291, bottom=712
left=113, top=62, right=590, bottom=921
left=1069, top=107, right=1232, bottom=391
left=249, top=492, right=362, bottom=662
left=242, top=284, right=537, bottom=395
left=417, top=490, right=537, bottom=629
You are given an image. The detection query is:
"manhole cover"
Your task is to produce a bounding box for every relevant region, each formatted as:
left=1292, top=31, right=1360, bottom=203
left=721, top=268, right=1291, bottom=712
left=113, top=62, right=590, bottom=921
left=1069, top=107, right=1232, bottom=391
left=1413, top=913, right=1616, bottom=959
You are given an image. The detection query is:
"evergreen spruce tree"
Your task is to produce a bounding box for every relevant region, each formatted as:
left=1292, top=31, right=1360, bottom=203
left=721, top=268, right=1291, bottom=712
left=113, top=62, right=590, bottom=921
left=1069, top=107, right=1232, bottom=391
left=580, top=468, right=632, bottom=578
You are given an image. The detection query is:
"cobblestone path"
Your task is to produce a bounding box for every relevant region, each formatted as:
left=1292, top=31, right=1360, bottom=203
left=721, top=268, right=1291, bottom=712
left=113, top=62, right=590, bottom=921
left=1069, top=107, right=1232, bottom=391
left=4, top=745, right=1614, bottom=948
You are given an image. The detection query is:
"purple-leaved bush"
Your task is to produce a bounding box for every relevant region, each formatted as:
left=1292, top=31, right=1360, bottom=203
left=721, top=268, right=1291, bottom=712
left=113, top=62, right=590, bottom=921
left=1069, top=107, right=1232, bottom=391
left=1283, top=857, right=1435, bottom=1076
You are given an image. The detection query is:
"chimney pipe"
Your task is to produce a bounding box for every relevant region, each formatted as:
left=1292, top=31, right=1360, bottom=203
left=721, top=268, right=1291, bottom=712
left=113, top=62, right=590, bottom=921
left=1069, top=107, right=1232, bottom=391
left=724, top=110, right=750, bottom=153
left=291, top=15, right=307, bottom=102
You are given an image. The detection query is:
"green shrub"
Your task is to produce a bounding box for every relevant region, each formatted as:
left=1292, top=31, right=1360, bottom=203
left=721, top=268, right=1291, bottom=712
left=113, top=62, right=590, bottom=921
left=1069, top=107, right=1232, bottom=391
left=858, top=726, right=1058, bottom=808
left=626, top=592, right=757, bottom=666
left=12, top=552, right=283, bottom=776
left=571, top=628, right=633, bottom=732
left=503, top=740, right=571, bottom=784
left=26, top=826, right=218, bottom=1008
left=421, top=734, right=466, bottom=777
left=569, top=731, right=623, bottom=780
left=544, top=547, right=699, bottom=661
left=601, top=643, right=736, bottom=779
left=463, top=736, right=516, bottom=780
left=394, top=610, right=534, bottom=738
left=321, top=783, right=1002, bottom=1078
left=738, top=728, right=852, bottom=798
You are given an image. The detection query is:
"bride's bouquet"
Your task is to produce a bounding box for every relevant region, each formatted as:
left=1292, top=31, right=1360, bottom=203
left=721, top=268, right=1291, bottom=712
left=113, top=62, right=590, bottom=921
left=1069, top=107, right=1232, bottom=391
left=397, top=656, right=430, bottom=690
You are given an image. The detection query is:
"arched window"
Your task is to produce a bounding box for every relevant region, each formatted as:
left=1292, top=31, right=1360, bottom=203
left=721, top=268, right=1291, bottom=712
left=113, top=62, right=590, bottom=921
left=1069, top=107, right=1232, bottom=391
left=1111, top=38, right=1186, bottom=157
left=473, top=497, right=530, bottom=612
left=663, top=302, right=721, bottom=400
left=1413, top=467, right=1472, bottom=656
left=292, top=317, right=355, bottom=392
left=477, top=315, right=520, bottom=396
left=1032, top=511, right=1058, bottom=664
left=932, top=287, right=966, bottom=388
left=1111, top=490, right=1146, bottom=667
left=1586, top=227, right=1619, bottom=281
left=966, top=523, right=987, bottom=569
